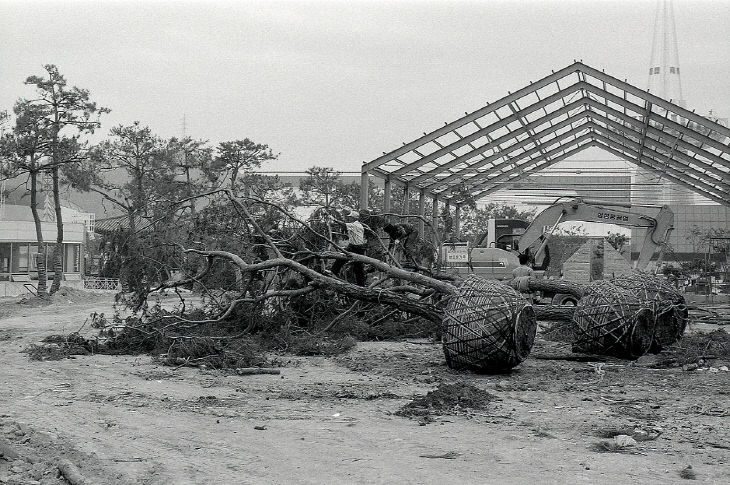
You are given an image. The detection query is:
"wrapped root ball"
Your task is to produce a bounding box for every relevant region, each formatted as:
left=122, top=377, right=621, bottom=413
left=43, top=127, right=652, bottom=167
left=612, top=271, right=687, bottom=352
left=572, top=280, right=656, bottom=359
left=442, top=275, right=536, bottom=373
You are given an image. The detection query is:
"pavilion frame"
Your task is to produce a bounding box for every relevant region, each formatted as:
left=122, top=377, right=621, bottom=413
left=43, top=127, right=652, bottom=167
left=360, top=62, right=730, bottom=237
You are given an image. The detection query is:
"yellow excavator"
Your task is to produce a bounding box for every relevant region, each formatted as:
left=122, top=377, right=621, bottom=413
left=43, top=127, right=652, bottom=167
left=509, top=198, right=674, bottom=271
left=443, top=198, right=674, bottom=297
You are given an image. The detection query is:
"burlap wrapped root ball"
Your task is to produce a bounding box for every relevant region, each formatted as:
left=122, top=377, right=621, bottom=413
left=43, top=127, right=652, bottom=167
left=442, top=275, right=537, bottom=373
left=572, top=280, right=656, bottom=359
left=611, top=271, right=688, bottom=352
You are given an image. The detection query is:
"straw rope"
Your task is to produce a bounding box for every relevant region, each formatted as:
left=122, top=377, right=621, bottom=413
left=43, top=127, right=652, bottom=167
left=611, top=271, right=688, bottom=352
left=572, top=280, right=656, bottom=359
left=442, top=275, right=536, bottom=373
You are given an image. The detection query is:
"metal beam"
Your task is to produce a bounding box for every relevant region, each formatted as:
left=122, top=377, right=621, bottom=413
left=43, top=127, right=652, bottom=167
left=509, top=101, right=548, bottom=159
left=418, top=191, right=426, bottom=234
left=383, top=177, right=392, bottom=219
left=594, top=130, right=728, bottom=198
left=636, top=100, right=652, bottom=163
left=583, top=84, right=730, bottom=156
left=454, top=204, right=461, bottom=239
left=425, top=120, right=592, bottom=194
left=404, top=184, right=412, bottom=216
left=454, top=138, right=595, bottom=202
left=409, top=101, right=588, bottom=186
left=363, top=62, right=584, bottom=171
left=582, top=97, right=730, bottom=175
left=592, top=138, right=730, bottom=207
left=431, top=194, right=439, bottom=238
left=591, top=132, right=729, bottom=205
left=436, top=128, right=594, bottom=198
left=466, top=143, right=597, bottom=201
left=577, top=62, right=730, bottom=140
left=388, top=82, right=588, bottom=176
left=363, top=62, right=730, bottom=211
left=585, top=111, right=730, bottom=191
left=360, top=170, right=369, bottom=210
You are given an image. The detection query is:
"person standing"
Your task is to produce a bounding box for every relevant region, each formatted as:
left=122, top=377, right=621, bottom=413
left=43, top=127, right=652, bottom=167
left=383, top=222, right=418, bottom=265
left=331, top=210, right=367, bottom=286
left=512, top=253, right=534, bottom=293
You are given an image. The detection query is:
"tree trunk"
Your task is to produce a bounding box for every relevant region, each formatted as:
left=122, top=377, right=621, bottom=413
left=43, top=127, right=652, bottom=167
left=190, top=250, right=450, bottom=324
left=533, top=305, right=575, bottom=322
left=186, top=165, right=195, bottom=217
left=507, top=277, right=585, bottom=299
left=29, top=169, right=48, bottom=297
left=128, top=208, right=136, bottom=235
left=49, top=167, right=64, bottom=295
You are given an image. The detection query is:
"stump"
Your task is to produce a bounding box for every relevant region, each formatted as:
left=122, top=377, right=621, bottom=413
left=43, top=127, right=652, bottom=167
left=611, top=271, right=687, bottom=352
left=442, top=275, right=537, bottom=373
left=572, top=280, right=656, bottom=359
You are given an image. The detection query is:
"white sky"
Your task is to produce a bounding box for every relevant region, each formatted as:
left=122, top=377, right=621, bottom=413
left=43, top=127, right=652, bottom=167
left=1, top=0, right=728, bottom=173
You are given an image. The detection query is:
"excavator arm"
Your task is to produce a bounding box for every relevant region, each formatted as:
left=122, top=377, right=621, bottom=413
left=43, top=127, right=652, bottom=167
left=517, top=198, right=674, bottom=270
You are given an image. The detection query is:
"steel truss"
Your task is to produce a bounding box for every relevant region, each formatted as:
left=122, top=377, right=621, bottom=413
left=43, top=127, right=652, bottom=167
left=361, top=62, right=730, bottom=213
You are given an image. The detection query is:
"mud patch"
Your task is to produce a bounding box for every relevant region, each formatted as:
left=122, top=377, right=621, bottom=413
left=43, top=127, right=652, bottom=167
left=396, top=382, right=496, bottom=419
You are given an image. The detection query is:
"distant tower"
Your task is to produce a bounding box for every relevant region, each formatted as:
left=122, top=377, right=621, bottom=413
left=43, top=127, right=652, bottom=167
left=634, top=0, right=706, bottom=205
left=647, top=0, right=685, bottom=107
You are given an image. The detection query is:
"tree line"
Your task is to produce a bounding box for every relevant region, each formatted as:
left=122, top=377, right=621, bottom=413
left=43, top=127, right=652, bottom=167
left=0, top=65, right=536, bottom=299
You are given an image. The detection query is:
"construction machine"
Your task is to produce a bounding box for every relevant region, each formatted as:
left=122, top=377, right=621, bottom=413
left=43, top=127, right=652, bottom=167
left=442, top=198, right=674, bottom=301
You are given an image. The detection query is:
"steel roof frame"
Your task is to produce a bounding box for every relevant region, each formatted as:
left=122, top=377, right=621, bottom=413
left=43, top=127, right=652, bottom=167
left=362, top=61, right=730, bottom=209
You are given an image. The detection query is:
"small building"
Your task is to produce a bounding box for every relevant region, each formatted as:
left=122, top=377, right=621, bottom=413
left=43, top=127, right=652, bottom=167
left=0, top=204, right=91, bottom=296
left=563, top=238, right=632, bottom=284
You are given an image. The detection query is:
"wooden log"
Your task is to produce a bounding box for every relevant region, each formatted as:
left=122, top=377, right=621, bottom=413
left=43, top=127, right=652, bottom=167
left=533, top=305, right=575, bottom=322
left=235, top=368, right=281, bottom=376
left=58, top=459, right=91, bottom=485
left=507, top=278, right=585, bottom=299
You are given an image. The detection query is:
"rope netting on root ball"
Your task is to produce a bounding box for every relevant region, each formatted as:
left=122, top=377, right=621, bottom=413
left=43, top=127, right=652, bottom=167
left=611, top=272, right=688, bottom=352
left=572, top=280, right=656, bottom=359
left=442, top=275, right=537, bottom=373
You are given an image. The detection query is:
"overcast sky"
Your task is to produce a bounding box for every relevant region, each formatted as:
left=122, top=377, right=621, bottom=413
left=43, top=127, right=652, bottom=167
left=1, top=0, right=728, bottom=173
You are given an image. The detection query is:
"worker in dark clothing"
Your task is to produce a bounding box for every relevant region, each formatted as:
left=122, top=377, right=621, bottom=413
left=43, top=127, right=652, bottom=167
left=383, top=222, right=418, bottom=260
left=331, top=211, right=367, bottom=286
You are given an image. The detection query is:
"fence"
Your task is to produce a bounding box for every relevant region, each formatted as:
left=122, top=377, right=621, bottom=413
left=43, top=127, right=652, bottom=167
left=83, top=277, right=121, bottom=291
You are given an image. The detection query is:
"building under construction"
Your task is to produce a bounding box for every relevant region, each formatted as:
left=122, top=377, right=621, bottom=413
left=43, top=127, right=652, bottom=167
left=359, top=0, right=729, bottom=267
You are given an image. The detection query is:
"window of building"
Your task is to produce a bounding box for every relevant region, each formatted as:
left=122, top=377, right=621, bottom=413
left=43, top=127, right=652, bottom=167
left=15, top=244, right=29, bottom=273
left=654, top=67, right=660, bottom=74
left=29, top=245, right=38, bottom=270
left=0, top=243, right=10, bottom=279
left=670, top=67, right=676, bottom=74
left=64, top=244, right=80, bottom=273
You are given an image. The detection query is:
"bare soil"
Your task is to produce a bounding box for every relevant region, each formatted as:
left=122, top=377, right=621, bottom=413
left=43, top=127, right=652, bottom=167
left=1, top=294, right=729, bottom=484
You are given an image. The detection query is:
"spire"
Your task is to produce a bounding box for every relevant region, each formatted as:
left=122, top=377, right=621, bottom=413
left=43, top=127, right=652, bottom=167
left=647, top=0, right=685, bottom=107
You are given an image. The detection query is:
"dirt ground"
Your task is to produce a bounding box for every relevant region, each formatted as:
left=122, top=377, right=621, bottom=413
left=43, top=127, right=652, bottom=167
left=1, top=293, right=728, bottom=484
